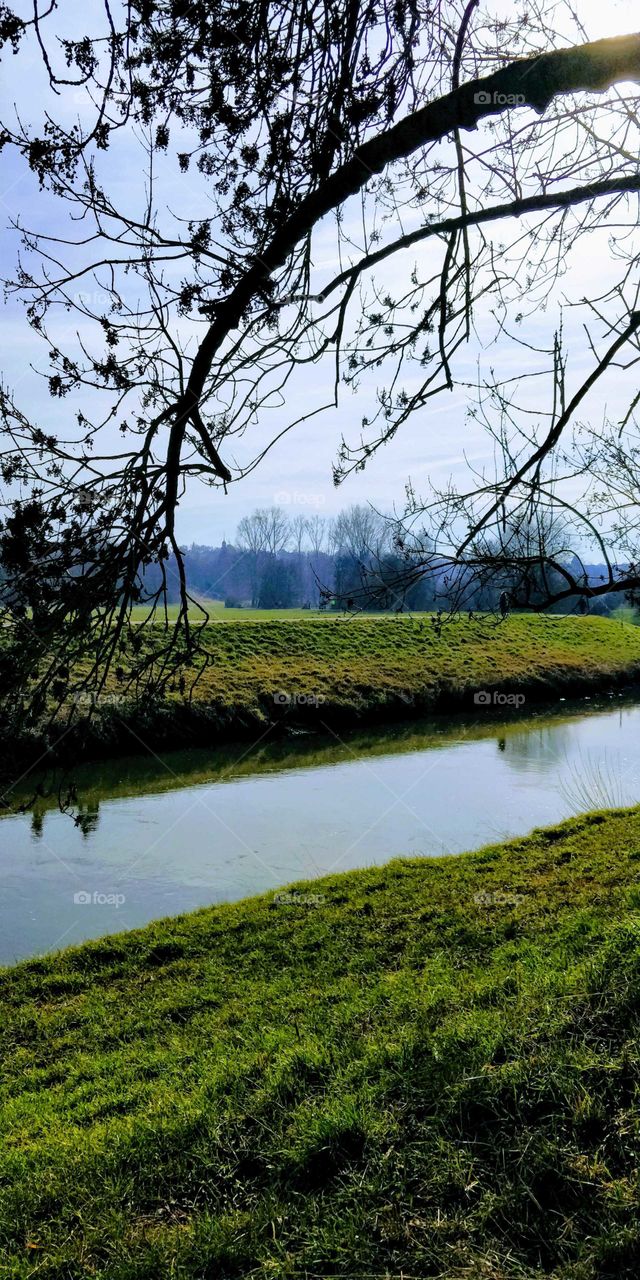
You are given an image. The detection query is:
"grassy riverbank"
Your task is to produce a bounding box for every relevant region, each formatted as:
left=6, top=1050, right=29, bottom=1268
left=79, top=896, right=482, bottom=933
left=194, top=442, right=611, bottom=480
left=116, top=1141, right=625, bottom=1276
left=14, top=612, right=640, bottom=771
left=108, top=613, right=640, bottom=717
left=3, top=806, right=640, bottom=1277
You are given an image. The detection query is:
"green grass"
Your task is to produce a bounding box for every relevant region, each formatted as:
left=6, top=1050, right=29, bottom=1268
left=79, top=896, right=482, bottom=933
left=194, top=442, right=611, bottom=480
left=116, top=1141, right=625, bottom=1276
left=128, top=601, right=337, bottom=622
left=85, top=612, right=640, bottom=741
left=613, top=605, right=640, bottom=627
left=3, top=806, right=640, bottom=1277
left=111, top=612, right=640, bottom=710
left=15, top=612, right=639, bottom=771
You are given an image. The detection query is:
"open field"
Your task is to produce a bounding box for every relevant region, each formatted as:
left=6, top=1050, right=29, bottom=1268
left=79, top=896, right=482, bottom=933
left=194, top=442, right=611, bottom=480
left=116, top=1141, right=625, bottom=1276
left=128, top=601, right=337, bottom=622
left=3, top=805, right=640, bottom=1277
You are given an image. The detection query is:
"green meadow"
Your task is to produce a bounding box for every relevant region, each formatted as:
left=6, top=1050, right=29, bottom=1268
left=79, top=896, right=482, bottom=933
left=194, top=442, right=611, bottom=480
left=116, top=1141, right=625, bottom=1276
left=2, top=611, right=635, bottom=771
left=3, top=806, right=640, bottom=1277
left=58, top=613, right=640, bottom=764
left=128, top=601, right=333, bottom=622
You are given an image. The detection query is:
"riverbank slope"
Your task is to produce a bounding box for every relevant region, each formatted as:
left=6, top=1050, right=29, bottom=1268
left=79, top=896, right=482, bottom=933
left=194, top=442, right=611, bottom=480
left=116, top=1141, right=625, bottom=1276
left=3, top=805, right=640, bottom=1277
left=12, top=612, right=640, bottom=770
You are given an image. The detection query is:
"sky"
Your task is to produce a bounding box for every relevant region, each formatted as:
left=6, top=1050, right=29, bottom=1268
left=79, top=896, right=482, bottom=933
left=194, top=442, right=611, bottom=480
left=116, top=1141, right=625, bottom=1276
left=0, top=0, right=638, bottom=548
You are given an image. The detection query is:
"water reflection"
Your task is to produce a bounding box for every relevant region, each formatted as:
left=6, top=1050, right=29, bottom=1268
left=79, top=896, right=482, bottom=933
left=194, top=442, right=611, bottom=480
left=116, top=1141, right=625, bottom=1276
left=28, top=799, right=101, bottom=840
left=75, top=802, right=100, bottom=838
left=495, top=722, right=573, bottom=771
left=2, top=696, right=640, bottom=965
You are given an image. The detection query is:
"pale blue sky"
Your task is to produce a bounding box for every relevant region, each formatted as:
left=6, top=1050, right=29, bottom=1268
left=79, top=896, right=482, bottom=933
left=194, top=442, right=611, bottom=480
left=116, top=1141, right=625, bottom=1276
left=0, top=0, right=638, bottom=545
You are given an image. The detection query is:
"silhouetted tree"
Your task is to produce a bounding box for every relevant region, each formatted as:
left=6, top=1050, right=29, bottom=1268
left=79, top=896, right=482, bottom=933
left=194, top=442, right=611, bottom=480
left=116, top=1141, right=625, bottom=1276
left=0, top=3, right=639, bottom=731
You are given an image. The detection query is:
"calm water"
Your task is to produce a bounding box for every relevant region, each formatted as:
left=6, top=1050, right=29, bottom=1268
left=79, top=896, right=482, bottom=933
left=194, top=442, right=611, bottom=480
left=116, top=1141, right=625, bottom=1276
left=2, top=697, right=640, bottom=965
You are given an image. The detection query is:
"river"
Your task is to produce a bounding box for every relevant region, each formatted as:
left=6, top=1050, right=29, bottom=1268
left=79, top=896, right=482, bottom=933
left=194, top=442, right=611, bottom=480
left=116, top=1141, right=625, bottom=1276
left=2, top=695, right=640, bottom=964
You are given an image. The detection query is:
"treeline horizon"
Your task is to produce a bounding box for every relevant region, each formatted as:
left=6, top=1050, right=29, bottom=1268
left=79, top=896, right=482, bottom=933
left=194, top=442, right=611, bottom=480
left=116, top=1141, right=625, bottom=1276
left=143, top=505, right=627, bottom=615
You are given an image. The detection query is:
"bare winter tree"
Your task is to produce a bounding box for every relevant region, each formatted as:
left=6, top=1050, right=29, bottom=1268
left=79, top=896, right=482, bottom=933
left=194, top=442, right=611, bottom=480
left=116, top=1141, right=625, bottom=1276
left=236, top=506, right=290, bottom=601
left=330, top=505, right=387, bottom=559
left=236, top=510, right=268, bottom=606
left=259, top=507, right=291, bottom=556
left=0, top=2, right=640, bottom=734
left=236, top=514, right=267, bottom=559
left=290, top=515, right=309, bottom=555
left=452, top=502, right=578, bottom=614
left=305, top=516, right=328, bottom=557
left=381, top=323, right=640, bottom=614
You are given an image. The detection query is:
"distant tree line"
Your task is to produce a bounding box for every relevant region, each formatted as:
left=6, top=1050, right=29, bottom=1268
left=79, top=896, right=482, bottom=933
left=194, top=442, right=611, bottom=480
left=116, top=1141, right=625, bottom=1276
left=141, top=505, right=628, bottom=615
